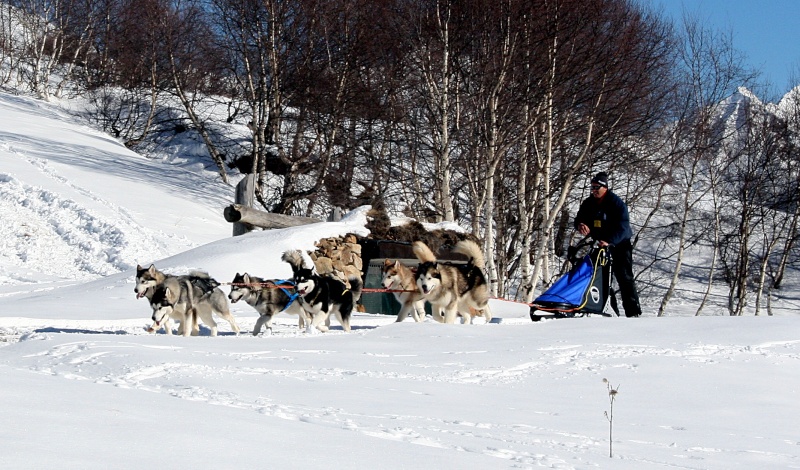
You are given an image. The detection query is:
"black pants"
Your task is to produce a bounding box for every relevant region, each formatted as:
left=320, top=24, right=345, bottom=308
left=609, top=240, right=641, bottom=317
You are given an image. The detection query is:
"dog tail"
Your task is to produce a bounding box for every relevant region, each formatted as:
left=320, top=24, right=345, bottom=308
left=452, top=240, right=485, bottom=269
left=412, top=241, right=437, bottom=263
left=182, top=278, right=197, bottom=332
left=282, top=250, right=308, bottom=273
left=348, top=276, right=363, bottom=302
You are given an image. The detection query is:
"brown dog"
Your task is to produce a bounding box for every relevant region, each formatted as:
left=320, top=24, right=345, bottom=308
left=382, top=259, right=426, bottom=322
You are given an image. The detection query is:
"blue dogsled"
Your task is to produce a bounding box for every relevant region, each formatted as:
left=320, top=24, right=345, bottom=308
left=530, top=237, right=620, bottom=321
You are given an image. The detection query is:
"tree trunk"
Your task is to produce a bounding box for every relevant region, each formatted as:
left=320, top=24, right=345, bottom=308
left=772, top=200, right=800, bottom=289
left=169, top=52, right=229, bottom=184
left=696, top=179, right=721, bottom=316
left=657, top=160, right=698, bottom=316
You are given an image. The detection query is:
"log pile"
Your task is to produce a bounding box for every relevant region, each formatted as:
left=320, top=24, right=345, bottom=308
left=305, top=205, right=479, bottom=287
left=309, top=234, right=364, bottom=284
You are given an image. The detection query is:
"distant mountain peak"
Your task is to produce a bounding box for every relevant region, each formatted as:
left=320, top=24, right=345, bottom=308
left=734, top=86, right=762, bottom=105
left=777, top=85, right=800, bottom=117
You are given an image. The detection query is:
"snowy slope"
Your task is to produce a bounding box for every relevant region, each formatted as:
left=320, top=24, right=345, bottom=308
left=0, top=93, right=234, bottom=286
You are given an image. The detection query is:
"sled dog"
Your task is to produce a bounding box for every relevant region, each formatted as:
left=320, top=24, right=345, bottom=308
left=281, top=250, right=363, bottom=332
left=228, top=272, right=308, bottom=335
left=147, top=279, right=198, bottom=336
left=381, top=259, right=426, bottom=322
left=135, top=264, right=240, bottom=336
left=412, top=240, right=493, bottom=324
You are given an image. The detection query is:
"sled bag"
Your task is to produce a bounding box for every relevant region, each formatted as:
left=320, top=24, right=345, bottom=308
left=533, top=248, right=609, bottom=314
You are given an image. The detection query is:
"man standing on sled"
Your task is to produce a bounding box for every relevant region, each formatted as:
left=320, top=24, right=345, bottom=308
left=574, top=172, right=642, bottom=317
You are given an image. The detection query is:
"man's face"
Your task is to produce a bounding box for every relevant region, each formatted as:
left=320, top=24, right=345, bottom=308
left=591, top=184, right=607, bottom=198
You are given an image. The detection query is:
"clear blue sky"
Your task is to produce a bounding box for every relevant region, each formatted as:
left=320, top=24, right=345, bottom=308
left=639, top=0, right=800, bottom=98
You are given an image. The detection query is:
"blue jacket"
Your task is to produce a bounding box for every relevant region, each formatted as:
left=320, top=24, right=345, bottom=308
left=574, top=190, right=632, bottom=246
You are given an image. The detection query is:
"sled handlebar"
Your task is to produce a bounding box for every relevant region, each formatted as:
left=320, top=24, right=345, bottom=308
left=575, top=234, right=614, bottom=249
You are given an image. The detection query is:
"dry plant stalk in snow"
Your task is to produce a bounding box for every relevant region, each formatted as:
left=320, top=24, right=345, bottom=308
left=603, top=378, right=620, bottom=458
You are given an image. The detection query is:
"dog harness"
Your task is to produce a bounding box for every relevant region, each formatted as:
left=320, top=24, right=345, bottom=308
left=271, top=279, right=299, bottom=312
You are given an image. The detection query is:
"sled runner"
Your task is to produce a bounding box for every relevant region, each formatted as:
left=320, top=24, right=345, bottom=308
left=530, top=237, right=619, bottom=321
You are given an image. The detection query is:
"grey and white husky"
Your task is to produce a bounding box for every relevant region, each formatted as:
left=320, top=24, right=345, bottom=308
left=135, top=264, right=240, bottom=336
left=412, top=240, right=492, bottom=324
left=228, top=272, right=308, bottom=335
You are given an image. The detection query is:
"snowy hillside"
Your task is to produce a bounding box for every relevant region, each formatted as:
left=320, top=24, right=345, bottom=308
left=2, top=91, right=800, bottom=469
left=0, top=93, right=235, bottom=286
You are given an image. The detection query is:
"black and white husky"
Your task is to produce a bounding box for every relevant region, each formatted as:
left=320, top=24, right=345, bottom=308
left=281, top=250, right=363, bottom=332
left=228, top=272, right=308, bottom=335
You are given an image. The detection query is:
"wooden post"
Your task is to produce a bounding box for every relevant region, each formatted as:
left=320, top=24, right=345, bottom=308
left=328, top=207, right=343, bottom=222
left=232, top=174, right=255, bottom=236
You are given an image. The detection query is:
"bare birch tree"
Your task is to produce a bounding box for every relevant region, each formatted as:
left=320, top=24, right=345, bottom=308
left=770, top=83, right=800, bottom=290
left=211, top=0, right=296, bottom=207
left=656, top=14, right=751, bottom=316
left=523, top=0, right=674, bottom=302
left=400, top=0, right=462, bottom=222
left=717, top=101, right=775, bottom=316
left=457, top=0, right=527, bottom=294
left=162, top=0, right=229, bottom=183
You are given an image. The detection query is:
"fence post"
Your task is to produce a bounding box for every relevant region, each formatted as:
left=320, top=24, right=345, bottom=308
left=233, top=173, right=255, bottom=236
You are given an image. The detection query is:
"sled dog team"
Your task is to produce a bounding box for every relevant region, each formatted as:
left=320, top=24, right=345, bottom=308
left=134, top=239, right=492, bottom=336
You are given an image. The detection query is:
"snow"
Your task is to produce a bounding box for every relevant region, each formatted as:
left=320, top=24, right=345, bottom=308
left=2, top=91, right=800, bottom=469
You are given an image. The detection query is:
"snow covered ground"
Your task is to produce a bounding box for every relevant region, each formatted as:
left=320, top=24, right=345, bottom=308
left=2, top=91, right=800, bottom=469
